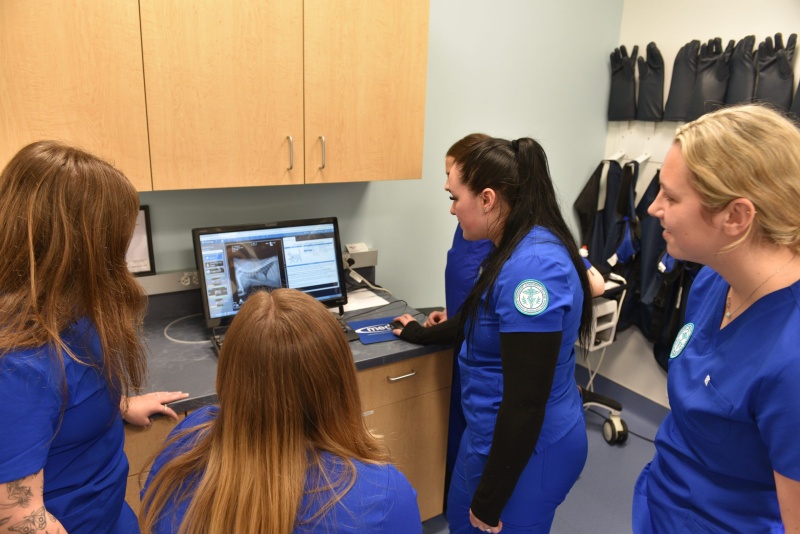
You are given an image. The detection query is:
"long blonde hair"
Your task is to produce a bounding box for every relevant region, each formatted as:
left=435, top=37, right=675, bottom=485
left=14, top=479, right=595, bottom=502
left=140, top=289, right=389, bottom=533
left=676, top=104, right=800, bottom=253
left=0, top=140, right=146, bottom=399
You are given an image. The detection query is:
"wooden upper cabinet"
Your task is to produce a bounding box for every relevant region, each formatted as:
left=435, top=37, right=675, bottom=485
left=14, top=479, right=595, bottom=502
left=1, top=1, right=428, bottom=191
left=304, top=0, right=429, bottom=184
left=0, top=1, right=152, bottom=191
left=139, top=1, right=305, bottom=190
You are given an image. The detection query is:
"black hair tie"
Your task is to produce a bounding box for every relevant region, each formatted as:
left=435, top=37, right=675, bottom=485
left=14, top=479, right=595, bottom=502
left=511, top=139, right=519, bottom=152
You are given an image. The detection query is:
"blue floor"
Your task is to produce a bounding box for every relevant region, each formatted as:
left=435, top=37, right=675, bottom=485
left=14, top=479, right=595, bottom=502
left=422, top=367, right=669, bottom=534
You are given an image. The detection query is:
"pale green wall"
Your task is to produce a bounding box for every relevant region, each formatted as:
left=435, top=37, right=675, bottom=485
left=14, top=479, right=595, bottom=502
left=139, top=0, right=624, bottom=307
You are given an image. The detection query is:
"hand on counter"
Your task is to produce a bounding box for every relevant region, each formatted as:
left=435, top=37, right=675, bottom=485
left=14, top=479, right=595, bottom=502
left=424, top=309, right=448, bottom=327
left=392, top=313, right=458, bottom=346
left=391, top=314, right=419, bottom=336
left=121, top=391, right=190, bottom=427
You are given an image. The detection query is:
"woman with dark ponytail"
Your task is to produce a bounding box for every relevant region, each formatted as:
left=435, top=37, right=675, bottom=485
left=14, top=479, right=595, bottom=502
left=439, top=137, right=592, bottom=533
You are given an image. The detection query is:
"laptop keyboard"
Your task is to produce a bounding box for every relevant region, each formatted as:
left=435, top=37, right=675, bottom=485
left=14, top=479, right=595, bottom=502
left=211, top=318, right=357, bottom=353
left=337, top=316, right=360, bottom=342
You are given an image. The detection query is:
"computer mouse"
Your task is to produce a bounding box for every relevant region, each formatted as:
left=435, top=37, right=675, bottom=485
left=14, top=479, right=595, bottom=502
left=390, top=320, right=404, bottom=331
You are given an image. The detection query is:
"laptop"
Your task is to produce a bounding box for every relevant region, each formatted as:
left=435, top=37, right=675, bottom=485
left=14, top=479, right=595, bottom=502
left=192, top=217, right=359, bottom=354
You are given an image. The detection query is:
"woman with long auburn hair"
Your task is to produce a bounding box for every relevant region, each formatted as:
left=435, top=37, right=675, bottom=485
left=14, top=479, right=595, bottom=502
left=140, top=289, right=421, bottom=533
left=0, top=141, right=186, bottom=533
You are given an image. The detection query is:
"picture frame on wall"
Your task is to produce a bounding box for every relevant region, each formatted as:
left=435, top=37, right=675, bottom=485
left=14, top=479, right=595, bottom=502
left=127, top=205, right=156, bottom=276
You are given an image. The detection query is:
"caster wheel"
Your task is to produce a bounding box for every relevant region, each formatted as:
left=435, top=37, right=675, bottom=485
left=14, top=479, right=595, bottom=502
left=617, top=419, right=629, bottom=444
left=603, top=416, right=628, bottom=445
left=602, top=419, right=617, bottom=444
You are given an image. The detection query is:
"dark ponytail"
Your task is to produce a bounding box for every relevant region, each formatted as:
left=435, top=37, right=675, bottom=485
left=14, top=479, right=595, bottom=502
left=456, top=138, right=593, bottom=350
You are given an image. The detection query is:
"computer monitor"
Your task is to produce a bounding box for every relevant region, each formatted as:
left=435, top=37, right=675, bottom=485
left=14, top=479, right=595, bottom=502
left=192, top=217, right=348, bottom=329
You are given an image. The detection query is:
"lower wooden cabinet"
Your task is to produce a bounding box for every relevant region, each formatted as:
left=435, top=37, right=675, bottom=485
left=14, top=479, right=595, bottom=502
left=357, top=351, right=453, bottom=521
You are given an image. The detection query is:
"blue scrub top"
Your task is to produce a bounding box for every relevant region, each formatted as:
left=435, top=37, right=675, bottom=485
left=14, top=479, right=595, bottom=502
left=0, top=319, right=136, bottom=532
left=636, top=267, right=800, bottom=532
left=459, top=226, right=584, bottom=456
left=445, top=225, right=493, bottom=315
left=144, top=406, right=422, bottom=533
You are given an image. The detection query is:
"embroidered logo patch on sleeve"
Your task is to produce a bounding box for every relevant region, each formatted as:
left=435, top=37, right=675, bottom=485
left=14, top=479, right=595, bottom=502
left=670, top=323, right=694, bottom=359
left=514, top=279, right=548, bottom=315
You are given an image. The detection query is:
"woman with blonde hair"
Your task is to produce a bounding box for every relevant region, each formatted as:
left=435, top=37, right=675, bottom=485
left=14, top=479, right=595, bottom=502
left=140, top=289, right=421, bottom=533
left=0, top=141, right=186, bottom=533
left=633, top=104, right=800, bottom=532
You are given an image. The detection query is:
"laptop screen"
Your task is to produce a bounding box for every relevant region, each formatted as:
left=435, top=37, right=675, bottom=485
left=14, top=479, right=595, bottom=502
left=192, top=217, right=348, bottom=328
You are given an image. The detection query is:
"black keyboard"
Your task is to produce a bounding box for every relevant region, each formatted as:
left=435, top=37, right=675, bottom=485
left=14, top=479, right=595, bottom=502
left=337, top=316, right=359, bottom=342
left=211, top=320, right=357, bottom=353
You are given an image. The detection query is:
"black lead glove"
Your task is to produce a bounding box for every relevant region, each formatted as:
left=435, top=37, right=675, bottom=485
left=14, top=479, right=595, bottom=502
left=791, top=79, right=800, bottom=118
left=664, top=40, right=700, bottom=122
left=686, top=38, right=734, bottom=122
left=725, top=35, right=756, bottom=106
left=755, top=33, right=797, bottom=111
left=637, top=42, right=664, bottom=121
left=608, top=45, right=638, bottom=121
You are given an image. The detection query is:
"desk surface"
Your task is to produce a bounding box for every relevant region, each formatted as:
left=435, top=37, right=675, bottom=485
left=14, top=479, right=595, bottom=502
left=142, top=290, right=447, bottom=414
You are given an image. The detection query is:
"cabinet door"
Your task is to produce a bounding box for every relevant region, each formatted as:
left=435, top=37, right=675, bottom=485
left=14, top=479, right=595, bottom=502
left=0, top=0, right=152, bottom=191
left=362, top=388, right=450, bottom=522
left=358, top=351, right=451, bottom=521
left=304, top=0, right=429, bottom=183
left=140, top=1, right=304, bottom=190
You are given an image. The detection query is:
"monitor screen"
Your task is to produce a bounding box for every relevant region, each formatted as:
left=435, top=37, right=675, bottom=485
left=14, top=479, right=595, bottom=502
left=192, top=217, right=348, bottom=328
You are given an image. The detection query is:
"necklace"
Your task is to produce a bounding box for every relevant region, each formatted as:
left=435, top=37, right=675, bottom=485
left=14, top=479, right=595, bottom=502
left=725, top=254, right=797, bottom=320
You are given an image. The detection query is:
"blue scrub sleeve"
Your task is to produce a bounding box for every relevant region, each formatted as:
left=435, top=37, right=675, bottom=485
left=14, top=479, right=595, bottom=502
left=758, top=355, right=800, bottom=480
left=380, top=465, right=423, bottom=534
left=494, top=251, right=572, bottom=333
left=470, top=330, right=562, bottom=526
left=0, top=355, right=60, bottom=483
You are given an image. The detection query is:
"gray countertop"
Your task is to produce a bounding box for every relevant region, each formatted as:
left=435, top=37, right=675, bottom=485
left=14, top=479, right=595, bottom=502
left=141, top=290, right=447, bottom=414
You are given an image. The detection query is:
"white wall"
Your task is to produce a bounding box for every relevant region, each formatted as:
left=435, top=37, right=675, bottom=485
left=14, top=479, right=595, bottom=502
left=140, top=0, right=624, bottom=308
left=139, top=1, right=800, bottom=407
left=591, top=0, right=800, bottom=408
left=608, top=0, right=800, bottom=196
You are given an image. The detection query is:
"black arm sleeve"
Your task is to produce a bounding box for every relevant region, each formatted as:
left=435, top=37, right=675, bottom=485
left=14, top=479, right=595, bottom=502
left=470, top=330, right=563, bottom=527
left=397, top=310, right=461, bottom=346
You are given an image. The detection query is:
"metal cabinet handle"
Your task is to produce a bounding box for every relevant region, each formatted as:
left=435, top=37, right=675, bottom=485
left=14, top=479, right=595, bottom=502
left=387, top=370, right=416, bottom=382
left=287, top=136, right=294, bottom=170
left=319, top=135, right=326, bottom=169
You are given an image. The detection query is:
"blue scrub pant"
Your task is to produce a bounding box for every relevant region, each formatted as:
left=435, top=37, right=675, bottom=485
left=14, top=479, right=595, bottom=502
left=445, top=349, right=467, bottom=508
left=631, top=463, right=657, bottom=534
left=447, top=419, right=587, bottom=533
